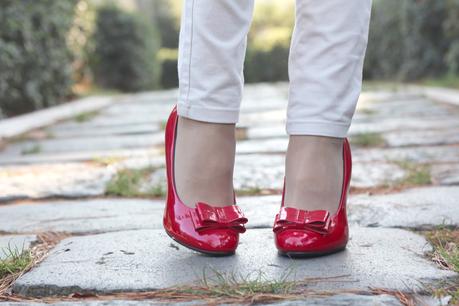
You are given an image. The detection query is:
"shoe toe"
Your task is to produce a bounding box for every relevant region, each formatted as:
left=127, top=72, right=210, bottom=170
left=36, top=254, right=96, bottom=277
left=200, top=230, right=239, bottom=253
left=275, top=229, right=322, bottom=252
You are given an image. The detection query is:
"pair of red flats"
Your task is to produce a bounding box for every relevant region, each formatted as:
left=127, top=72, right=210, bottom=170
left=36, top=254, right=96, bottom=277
left=163, top=108, right=351, bottom=257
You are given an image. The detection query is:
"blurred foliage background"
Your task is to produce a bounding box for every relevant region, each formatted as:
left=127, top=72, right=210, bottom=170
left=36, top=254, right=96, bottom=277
left=1, top=0, right=459, bottom=117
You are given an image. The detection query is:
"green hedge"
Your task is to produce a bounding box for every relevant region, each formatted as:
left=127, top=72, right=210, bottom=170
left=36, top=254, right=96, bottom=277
left=365, top=0, right=459, bottom=81
left=245, top=27, right=291, bottom=83
left=91, top=6, right=161, bottom=92
left=158, top=48, right=179, bottom=89
left=0, top=0, right=76, bottom=117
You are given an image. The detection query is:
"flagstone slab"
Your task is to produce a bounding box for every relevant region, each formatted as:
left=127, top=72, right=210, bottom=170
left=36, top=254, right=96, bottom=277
left=352, top=145, right=459, bottom=164
left=1, top=185, right=456, bottom=235
left=360, top=97, right=457, bottom=118
left=0, top=96, right=117, bottom=140
left=348, top=186, right=459, bottom=228
left=12, top=228, right=455, bottom=297
left=432, top=164, right=459, bottom=186
left=270, top=294, right=404, bottom=306
left=47, top=123, right=161, bottom=139
left=0, top=199, right=162, bottom=234
left=0, top=148, right=163, bottom=166
left=234, top=155, right=406, bottom=190
left=0, top=163, right=115, bottom=202
left=349, top=117, right=459, bottom=135
left=239, top=109, right=286, bottom=126
left=0, top=235, right=37, bottom=260
left=0, top=196, right=281, bottom=234
left=0, top=133, right=163, bottom=156
left=143, top=156, right=406, bottom=195
left=246, top=117, right=459, bottom=141
left=236, top=139, right=288, bottom=154
left=383, top=129, right=459, bottom=147
left=0, top=301, right=199, bottom=306
left=0, top=294, right=404, bottom=305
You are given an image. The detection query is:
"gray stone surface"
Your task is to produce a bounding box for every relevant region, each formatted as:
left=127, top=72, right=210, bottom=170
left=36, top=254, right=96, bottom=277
left=0, top=302, right=199, bottom=306
left=245, top=117, right=459, bottom=141
left=422, top=85, right=459, bottom=107
left=358, top=97, right=456, bottom=119
left=0, top=133, right=164, bottom=156
left=384, top=129, right=459, bottom=147
left=352, top=145, right=459, bottom=163
left=272, top=294, right=403, bottom=306
left=0, top=163, right=115, bottom=202
left=348, top=186, right=459, bottom=228
left=47, top=123, right=161, bottom=139
left=134, top=157, right=406, bottom=198
left=13, top=228, right=456, bottom=296
left=0, top=196, right=281, bottom=234
left=432, top=164, right=459, bottom=186
left=0, top=148, right=163, bottom=166
left=237, top=139, right=288, bottom=154
left=0, top=235, right=36, bottom=260
left=349, top=116, right=459, bottom=135
left=0, top=294, right=403, bottom=305
left=239, top=109, right=286, bottom=126
left=0, top=199, right=163, bottom=234
left=0, top=96, right=116, bottom=140
left=235, top=155, right=406, bottom=190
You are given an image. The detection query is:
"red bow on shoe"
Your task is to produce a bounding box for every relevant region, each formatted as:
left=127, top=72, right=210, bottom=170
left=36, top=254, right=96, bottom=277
left=192, top=202, right=248, bottom=233
left=273, top=207, right=331, bottom=235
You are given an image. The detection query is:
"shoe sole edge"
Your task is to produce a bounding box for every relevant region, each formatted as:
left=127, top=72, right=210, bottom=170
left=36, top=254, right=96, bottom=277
left=164, top=228, right=236, bottom=257
left=278, top=246, right=346, bottom=258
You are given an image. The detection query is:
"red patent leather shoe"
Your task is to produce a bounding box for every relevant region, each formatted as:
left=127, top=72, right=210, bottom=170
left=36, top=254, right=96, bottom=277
left=163, top=107, right=248, bottom=256
left=273, top=139, right=352, bottom=257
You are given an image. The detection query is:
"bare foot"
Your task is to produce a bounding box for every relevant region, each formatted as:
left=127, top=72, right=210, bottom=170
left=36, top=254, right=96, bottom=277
left=174, top=116, right=236, bottom=208
left=284, top=135, right=343, bottom=213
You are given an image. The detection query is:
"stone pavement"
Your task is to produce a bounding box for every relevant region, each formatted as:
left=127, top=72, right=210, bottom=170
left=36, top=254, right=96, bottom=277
left=0, top=83, right=459, bottom=305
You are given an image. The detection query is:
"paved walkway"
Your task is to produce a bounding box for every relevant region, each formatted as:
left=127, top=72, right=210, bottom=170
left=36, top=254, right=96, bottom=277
left=0, top=83, right=459, bottom=305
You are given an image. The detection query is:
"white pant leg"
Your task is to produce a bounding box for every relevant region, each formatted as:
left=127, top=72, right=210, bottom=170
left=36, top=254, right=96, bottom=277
left=287, top=0, right=372, bottom=137
left=177, top=0, right=254, bottom=124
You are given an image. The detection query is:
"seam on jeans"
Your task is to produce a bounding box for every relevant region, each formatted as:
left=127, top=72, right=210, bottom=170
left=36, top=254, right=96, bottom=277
left=177, top=102, right=240, bottom=113
left=286, top=120, right=350, bottom=127
left=185, top=0, right=196, bottom=106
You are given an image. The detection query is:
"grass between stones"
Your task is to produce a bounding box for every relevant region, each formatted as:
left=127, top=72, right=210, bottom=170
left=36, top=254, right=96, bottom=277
left=236, top=127, right=249, bottom=141
left=420, top=75, right=459, bottom=90
left=20, top=144, right=41, bottom=155
left=73, top=111, right=100, bottom=123
left=361, top=81, right=402, bottom=92
left=0, top=247, right=32, bottom=280
left=236, top=187, right=280, bottom=197
left=423, top=227, right=459, bottom=304
left=359, top=108, right=377, bottom=115
left=92, top=156, right=126, bottom=167
left=1, top=267, right=416, bottom=305
left=394, top=161, right=432, bottom=187
left=350, top=132, right=386, bottom=148
left=105, top=167, right=166, bottom=198
left=159, top=120, right=167, bottom=131
left=0, top=232, right=66, bottom=298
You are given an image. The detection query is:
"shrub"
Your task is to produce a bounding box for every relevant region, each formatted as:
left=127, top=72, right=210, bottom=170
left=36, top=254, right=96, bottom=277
left=364, top=0, right=405, bottom=80
left=245, top=45, right=289, bottom=83
left=399, top=0, right=449, bottom=80
left=91, top=5, right=161, bottom=92
left=245, top=27, right=291, bottom=83
left=444, top=0, right=459, bottom=75
left=158, top=48, right=178, bottom=89
left=152, top=0, right=180, bottom=49
left=68, top=0, right=97, bottom=87
left=365, top=0, right=455, bottom=81
left=0, top=0, right=76, bottom=117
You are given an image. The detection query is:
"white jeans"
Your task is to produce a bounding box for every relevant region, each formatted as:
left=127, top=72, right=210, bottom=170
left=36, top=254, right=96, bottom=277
left=177, top=0, right=372, bottom=137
